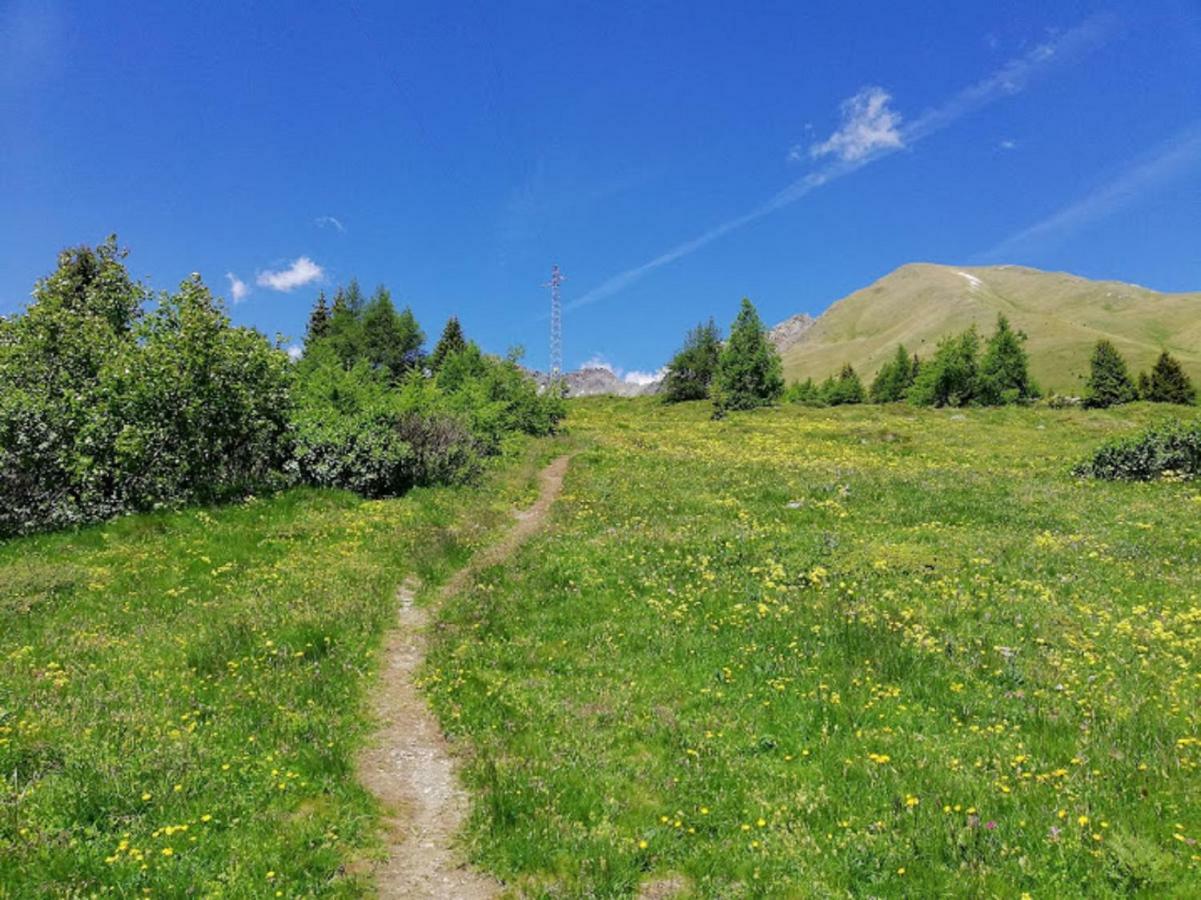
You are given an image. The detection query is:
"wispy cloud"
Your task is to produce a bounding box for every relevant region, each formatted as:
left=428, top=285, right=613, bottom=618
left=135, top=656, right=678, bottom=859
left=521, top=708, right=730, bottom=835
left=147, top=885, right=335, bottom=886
left=998, top=139, right=1018, bottom=150
left=314, top=215, right=346, bottom=233
left=256, top=257, right=324, bottom=292
left=225, top=272, right=250, bottom=303
left=977, top=127, right=1201, bottom=261
left=565, top=13, right=1115, bottom=313
left=809, top=87, right=904, bottom=162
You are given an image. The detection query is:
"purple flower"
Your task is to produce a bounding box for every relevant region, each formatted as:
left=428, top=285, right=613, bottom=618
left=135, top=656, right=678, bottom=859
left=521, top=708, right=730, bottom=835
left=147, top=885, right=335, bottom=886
left=985, top=820, right=997, bottom=831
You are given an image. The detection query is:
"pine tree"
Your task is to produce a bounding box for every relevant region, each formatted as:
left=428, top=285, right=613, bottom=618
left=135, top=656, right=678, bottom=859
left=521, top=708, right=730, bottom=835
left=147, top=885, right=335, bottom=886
left=326, top=286, right=362, bottom=368
left=1082, top=340, right=1136, bottom=408
left=360, top=287, right=410, bottom=380
left=712, top=299, right=784, bottom=414
left=304, top=292, right=330, bottom=348
left=823, top=363, right=866, bottom=405
left=662, top=318, right=722, bottom=403
left=869, top=344, right=916, bottom=403
left=1144, top=351, right=1197, bottom=405
left=394, top=306, right=426, bottom=371
left=978, top=314, right=1036, bottom=404
left=430, top=316, right=467, bottom=370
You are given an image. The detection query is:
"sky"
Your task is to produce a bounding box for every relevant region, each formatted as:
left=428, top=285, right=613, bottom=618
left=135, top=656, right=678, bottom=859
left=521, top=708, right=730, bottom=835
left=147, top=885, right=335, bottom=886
left=2, top=1, right=1200, bottom=380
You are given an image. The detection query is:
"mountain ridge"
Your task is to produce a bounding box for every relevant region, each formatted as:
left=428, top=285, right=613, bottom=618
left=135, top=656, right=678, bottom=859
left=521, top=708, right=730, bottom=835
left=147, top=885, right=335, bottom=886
left=779, top=263, right=1201, bottom=394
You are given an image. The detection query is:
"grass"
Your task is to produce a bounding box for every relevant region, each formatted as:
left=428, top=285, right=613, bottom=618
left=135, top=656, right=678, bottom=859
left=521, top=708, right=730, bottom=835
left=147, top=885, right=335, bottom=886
left=426, top=398, right=1201, bottom=897
left=0, top=437, right=562, bottom=896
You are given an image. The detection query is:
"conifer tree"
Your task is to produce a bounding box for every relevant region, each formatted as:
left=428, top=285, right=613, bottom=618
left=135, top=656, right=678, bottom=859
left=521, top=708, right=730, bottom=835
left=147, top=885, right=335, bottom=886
left=908, top=327, right=980, bottom=407
left=1143, top=351, right=1197, bottom=405
left=430, top=316, right=467, bottom=370
left=869, top=344, right=916, bottom=403
left=304, top=292, right=330, bottom=348
left=1082, top=339, right=1136, bottom=408
left=360, top=287, right=413, bottom=380
left=978, top=314, right=1036, bottom=404
left=662, top=318, right=722, bottom=402
left=822, top=363, right=866, bottom=405
left=712, top=299, right=783, bottom=414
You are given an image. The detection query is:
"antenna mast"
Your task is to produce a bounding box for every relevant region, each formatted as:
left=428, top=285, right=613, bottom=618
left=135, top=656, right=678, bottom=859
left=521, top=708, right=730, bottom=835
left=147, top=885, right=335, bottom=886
left=544, top=264, right=565, bottom=378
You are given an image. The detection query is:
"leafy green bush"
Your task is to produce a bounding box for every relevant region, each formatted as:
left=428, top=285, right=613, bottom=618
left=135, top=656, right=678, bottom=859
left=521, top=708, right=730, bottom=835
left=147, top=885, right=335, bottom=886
left=783, top=377, right=821, bottom=405
left=1073, top=419, right=1201, bottom=481
left=289, top=348, right=479, bottom=496
left=820, top=364, right=866, bottom=405
left=0, top=239, right=291, bottom=537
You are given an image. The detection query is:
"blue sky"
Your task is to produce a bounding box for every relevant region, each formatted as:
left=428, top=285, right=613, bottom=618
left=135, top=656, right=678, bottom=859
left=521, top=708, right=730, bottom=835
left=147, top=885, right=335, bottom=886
left=2, top=1, right=1199, bottom=379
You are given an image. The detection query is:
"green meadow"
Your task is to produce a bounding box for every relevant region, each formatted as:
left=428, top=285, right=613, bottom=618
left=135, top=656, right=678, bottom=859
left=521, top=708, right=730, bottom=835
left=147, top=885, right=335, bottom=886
left=427, top=400, right=1201, bottom=897
left=3, top=399, right=1201, bottom=897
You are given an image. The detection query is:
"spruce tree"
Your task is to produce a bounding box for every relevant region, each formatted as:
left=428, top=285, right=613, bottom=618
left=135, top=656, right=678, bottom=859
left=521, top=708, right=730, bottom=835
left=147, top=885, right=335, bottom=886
left=870, top=344, right=915, bottom=403
left=304, top=291, right=330, bottom=347
left=360, top=287, right=410, bottom=380
left=978, top=314, right=1036, bottom=404
left=662, top=318, right=722, bottom=402
left=1082, top=340, right=1136, bottom=408
left=712, top=299, right=784, bottom=413
left=430, top=316, right=467, bottom=370
left=1144, top=351, right=1197, bottom=405
left=823, top=363, right=866, bottom=405
left=395, top=306, right=426, bottom=371
left=326, top=287, right=361, bottom=368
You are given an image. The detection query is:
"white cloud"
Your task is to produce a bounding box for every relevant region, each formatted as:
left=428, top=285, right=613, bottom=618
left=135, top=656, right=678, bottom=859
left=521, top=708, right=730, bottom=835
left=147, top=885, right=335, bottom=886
left=256, top=257, right=324, bottom=292
left=564, top=13, right=1115, bottom=314
left=287, top=344, right=304, bottom=361
left=225, top=272, right=250, bottom=303
left=580, top=355, right=665, bottom=385
left=999, top=139, right=1017, bottom=150
left=314, top=215, right=346, bottom=233
left=978, top=127, right=1201, bottom=261
left=810, top=86, right=904, bottom=162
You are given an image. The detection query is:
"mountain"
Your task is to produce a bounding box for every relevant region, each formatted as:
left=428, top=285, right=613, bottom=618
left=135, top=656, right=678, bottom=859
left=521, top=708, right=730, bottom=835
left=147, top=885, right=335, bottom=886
left=779, top=263, right=1201, bottom=394
left=768, top=313, right=815, bottom=354
left=531, top=366, right=662, bottom=398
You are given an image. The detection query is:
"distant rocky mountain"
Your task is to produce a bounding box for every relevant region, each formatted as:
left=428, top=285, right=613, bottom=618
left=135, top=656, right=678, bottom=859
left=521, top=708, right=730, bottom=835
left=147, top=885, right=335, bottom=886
left=768, top=313, right=816, bottom=354
left=531, top=366, right=662, bottom=398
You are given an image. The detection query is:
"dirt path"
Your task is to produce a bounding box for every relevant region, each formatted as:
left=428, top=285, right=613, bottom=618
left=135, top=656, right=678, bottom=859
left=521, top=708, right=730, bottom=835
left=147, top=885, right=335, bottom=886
left=357, top=455, right=571, bottom=899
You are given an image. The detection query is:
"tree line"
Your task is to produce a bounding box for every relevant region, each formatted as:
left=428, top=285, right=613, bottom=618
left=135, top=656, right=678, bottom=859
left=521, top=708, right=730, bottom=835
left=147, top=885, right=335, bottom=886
left=662, top=304, right=1196, bottom=411
left=0, top=238, right=563, bottom=537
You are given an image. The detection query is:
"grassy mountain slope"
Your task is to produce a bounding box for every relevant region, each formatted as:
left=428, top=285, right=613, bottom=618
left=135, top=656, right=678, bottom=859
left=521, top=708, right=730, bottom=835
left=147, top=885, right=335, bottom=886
left=781, top=263, right=1201, bottom=394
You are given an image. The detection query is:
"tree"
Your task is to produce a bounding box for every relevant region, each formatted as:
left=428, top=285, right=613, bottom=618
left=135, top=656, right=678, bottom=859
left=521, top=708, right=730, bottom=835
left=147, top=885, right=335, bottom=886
left=430, top=316, right=467, bottom=370
left=326, top=287, right=362, bottom=368
left=394, top=305, right=426, bottom=372
left=784, top=377, right=820, bottom=405
left=304, top=292, right=331, bottom=348
left=712, top=299, right=783, bottom=414
left=978, top=314, right=1037, bottom=404
left=1143, top=351, right=1197, bottom=405
left=1082, top=340, right=1137, bottom=408
left=822, top=363, right=866, bottom=405
left=361, top=286, right=425, bottom=380
left=909, top=327, right=980, bottom=407
left=870, top=344, right=917, bottom=403
left=662, top=318, right=722, bottom=402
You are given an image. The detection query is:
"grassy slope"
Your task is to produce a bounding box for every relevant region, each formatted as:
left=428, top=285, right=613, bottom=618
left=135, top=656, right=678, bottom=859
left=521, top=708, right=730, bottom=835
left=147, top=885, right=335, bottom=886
left=428, top=398, right=1201, bottom=897
left=0, top=440, right=560, bottom=896
left=780, top=264, right=1201, bottom=394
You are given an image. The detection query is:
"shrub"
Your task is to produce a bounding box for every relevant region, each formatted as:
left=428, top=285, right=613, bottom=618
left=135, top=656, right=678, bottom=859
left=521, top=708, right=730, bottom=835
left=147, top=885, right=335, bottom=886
left=1083, top=340, right=1137, bottom=408
left=712, top=299, right=783, bottom=414
left=1073, top=419, right=1201, bottom=481
left=662, top=318, right=722, bottom=403
left=289, top=348, right=479, bottom=496
left=0, top=239, right=290, bottom=537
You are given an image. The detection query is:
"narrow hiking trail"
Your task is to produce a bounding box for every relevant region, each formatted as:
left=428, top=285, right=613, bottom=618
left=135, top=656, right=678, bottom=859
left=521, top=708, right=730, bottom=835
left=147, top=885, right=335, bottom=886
left=357, top=455, right=571, bottom=898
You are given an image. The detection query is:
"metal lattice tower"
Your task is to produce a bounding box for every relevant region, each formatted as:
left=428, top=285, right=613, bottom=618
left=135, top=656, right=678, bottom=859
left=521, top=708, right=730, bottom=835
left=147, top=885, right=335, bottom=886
left=544, top=265, right=565, bottom=378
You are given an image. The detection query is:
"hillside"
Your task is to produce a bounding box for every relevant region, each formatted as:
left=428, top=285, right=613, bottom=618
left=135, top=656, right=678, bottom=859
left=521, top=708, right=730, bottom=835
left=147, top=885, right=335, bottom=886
left=780, top=263, right=1201, bottom=394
